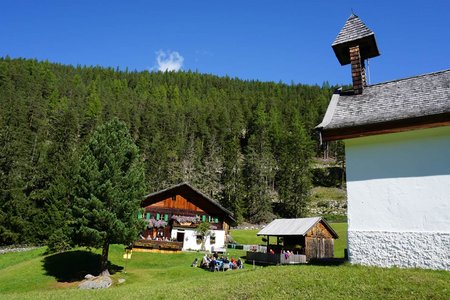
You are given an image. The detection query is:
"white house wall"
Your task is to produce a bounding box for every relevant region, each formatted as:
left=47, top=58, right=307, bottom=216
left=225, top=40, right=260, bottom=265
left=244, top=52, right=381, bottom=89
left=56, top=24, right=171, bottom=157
left=345, top=126, right=450, bottom=270
left=171, top=227, right=226, bottom=252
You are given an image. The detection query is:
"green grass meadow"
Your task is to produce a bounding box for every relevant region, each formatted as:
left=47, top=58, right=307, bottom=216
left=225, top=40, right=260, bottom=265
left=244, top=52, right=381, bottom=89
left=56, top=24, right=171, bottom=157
left=0, top=224, right=448, bottom=299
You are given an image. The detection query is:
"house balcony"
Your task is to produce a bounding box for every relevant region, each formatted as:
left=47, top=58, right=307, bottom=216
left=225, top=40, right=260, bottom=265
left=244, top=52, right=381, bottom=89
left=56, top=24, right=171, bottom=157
left=133, top=239, right=183, bottom=252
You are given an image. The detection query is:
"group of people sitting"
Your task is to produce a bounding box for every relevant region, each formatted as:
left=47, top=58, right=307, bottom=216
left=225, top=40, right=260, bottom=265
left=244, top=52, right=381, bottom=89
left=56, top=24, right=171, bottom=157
left=268, top=248, right=294, bottom=259
left=191, top=252, right=244, bottom=271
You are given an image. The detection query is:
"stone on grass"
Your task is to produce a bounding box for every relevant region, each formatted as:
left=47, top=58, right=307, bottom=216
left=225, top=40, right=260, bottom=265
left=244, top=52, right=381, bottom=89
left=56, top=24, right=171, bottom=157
left=79, top=274, right=112, bottom=289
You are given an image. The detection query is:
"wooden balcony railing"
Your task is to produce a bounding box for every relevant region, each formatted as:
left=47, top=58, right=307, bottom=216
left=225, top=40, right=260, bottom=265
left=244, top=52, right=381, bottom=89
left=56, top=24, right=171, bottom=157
left=133, top=239, right=183, bottom=251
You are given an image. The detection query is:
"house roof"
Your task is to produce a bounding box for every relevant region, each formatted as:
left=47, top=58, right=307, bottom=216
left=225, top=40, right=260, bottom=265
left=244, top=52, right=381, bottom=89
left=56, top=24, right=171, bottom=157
left=332, top=14, right=380, bottom=65
left=317, top=69, right=450, bottom=141
left=257, top=217, right=339, bottom=238
left=142, top=182, right=236, bottom=225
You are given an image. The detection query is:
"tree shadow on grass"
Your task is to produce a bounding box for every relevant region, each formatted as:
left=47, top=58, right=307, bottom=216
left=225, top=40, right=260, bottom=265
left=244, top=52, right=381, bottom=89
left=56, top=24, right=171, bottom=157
left=241, top=254, right=346, bottom=267
left=42, top=250, right=123, bottom=282
left=306, top=258, right=346, bottom=266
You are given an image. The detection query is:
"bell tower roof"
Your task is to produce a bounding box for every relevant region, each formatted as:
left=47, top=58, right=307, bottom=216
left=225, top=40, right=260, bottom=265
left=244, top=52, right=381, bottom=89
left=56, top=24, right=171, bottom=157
left=332, top=14, right=380, bottom=65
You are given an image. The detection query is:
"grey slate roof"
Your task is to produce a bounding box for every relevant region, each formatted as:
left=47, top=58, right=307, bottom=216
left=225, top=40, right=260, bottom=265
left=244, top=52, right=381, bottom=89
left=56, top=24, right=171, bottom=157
left=257, top=217, right=338, bottom=238
left=332, top=14, right=380, bottom=65
left=317, top=69, right=450, bottom=131
left=332, top=14, right=374, bottom=46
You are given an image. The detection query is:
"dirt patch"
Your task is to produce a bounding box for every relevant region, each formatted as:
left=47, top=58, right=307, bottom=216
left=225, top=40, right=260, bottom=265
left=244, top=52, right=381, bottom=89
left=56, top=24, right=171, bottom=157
left=50, top=281, right=80, bottom=289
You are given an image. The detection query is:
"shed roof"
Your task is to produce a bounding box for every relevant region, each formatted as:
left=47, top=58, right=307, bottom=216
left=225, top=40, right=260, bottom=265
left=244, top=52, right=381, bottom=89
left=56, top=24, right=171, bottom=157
left=317, top=69, right=450, bottom=141
left=257, top=217, right=338, bottom=238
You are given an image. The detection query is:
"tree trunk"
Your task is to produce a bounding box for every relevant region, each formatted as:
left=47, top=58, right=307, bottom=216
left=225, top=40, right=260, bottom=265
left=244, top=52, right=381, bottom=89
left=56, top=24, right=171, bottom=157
left=100, top=237, right=110, bottom=272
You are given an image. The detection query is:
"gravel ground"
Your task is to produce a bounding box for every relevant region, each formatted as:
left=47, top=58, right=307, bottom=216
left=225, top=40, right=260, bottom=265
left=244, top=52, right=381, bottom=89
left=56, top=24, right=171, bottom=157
left=0, top=246, right=40, bottom=254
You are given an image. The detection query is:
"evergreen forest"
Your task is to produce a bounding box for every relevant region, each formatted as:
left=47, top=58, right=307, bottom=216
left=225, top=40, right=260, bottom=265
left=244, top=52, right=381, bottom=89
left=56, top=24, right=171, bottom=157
left=0, top=57, right=340, bottom=246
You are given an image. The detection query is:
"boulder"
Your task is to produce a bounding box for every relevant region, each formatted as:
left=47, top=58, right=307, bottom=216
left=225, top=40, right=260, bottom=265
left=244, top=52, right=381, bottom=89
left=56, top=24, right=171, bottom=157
left=79, top=274, right=112, bottom=289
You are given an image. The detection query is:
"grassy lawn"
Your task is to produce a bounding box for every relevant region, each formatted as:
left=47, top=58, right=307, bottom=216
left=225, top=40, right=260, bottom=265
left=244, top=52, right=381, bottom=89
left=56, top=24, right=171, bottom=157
left=331, top=223, right=347, bottom=258
left=311, top=186, right=347, bottom=201
left=0, top=227, right=448, bottom=299
left=230, top=229, right=261, bottom=245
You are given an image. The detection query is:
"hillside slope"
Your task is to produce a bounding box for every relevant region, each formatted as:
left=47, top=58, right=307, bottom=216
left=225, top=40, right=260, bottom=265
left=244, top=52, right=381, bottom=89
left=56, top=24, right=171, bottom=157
left=0, top=57, right=341, bottom=245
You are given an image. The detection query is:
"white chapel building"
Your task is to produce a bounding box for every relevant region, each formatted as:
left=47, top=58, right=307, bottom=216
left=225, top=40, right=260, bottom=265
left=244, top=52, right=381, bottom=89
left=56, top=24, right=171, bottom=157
left=317, top=14, right=450, bottom=270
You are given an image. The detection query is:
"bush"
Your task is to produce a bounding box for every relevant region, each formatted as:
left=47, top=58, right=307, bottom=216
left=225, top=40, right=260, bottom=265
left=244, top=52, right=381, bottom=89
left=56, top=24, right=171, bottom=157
left=47, top=229, right=72, bottom=253
left=312, top=167, right=345, bottom=187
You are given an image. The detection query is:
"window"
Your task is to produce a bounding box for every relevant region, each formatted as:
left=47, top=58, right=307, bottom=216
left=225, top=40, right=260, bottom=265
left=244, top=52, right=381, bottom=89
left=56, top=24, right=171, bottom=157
left=156, top=213, right=160, bottom=220
left=164, top=214, right=169, bottom=221
left=196, top=235, right=203, bottom=245
left=146, top=212, right=151, bottom=220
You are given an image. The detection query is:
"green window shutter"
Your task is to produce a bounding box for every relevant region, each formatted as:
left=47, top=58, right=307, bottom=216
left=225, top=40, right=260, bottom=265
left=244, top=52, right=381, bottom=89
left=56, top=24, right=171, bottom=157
left=164, top=214, right=169, bottom=221
left=202, top=215, right=206, bottom=222
left=138, top=212, right=142, bottom=219
left=146, top=212, right=151, bottom=220
left=208, top=216, right=211, bottom=222
left=214, top=217, right=219, bottom=223
left=156, top=213, right=160, bottom=220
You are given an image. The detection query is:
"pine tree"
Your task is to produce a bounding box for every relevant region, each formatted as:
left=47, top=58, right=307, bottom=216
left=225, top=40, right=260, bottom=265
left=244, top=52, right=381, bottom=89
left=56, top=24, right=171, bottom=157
left=243, top=134, right=277, bottom=223
left=71, top=118, right=146, bottom=272
left=220, top=135, right=244, bottom=222
left=243, top=102, right=277, bottom=223
left=277, top=117, right=313, bottom=217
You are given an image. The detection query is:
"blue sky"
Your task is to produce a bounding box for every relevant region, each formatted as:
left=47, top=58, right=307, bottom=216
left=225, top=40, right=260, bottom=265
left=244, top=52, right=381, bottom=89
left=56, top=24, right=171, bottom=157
left=1, top=0, right=449, bottom=86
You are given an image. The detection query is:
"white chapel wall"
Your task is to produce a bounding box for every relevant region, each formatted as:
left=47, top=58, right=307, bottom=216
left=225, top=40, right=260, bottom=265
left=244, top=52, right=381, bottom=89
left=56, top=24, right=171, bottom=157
left=344, top=126, right=450, bottom=270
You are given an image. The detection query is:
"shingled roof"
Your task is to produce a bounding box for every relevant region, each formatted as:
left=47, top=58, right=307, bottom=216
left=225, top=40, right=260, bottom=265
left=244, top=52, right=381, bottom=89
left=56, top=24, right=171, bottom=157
left=332, top=14, right=380, bottom=65
left=317, top=69, right=450, bottom=141
left=332, top=14, right=374, bottom=46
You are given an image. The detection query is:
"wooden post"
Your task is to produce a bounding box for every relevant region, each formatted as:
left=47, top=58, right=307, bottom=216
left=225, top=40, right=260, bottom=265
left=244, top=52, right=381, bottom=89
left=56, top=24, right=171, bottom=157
left=124, top=255, right=128, bottom=273
left=123, top=248, right=132, bottom=273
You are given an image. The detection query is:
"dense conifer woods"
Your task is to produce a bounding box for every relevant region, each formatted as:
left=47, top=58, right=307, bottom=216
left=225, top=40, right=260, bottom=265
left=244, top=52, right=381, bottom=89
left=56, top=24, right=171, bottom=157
left=0, top=57, right=335, bottom=245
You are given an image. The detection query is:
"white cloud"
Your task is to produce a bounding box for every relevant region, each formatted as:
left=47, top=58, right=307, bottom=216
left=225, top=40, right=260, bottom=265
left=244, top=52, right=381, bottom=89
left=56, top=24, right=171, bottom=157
left=155, top=50, right=184, bottom=72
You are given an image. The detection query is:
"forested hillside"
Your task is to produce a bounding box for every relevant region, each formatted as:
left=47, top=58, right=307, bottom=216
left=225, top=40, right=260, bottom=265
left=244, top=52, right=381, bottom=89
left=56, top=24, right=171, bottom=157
left=0, top=57, right=337, bottom=245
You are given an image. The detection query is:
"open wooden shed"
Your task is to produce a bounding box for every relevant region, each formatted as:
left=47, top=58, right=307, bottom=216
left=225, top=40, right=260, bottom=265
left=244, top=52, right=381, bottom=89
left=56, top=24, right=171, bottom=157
left=257, top=217, right=339, bottom=260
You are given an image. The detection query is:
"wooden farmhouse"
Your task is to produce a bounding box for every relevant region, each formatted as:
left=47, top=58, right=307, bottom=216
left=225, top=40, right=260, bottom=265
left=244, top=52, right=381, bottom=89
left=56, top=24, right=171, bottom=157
left=316, top=14, right=450, bottom=270
left=257, top=217, right=338, bottom=261
left=134, top=183, right=236, bottom=252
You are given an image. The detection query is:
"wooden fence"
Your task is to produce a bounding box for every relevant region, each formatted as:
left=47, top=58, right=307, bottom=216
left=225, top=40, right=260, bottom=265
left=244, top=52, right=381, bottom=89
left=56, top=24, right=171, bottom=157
left=246, top=251, right=306, bottom=265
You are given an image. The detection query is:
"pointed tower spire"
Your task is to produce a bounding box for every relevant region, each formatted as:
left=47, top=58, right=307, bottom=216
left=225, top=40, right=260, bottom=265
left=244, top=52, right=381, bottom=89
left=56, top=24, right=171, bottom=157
left=332, top=14, right=380, bottom=94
